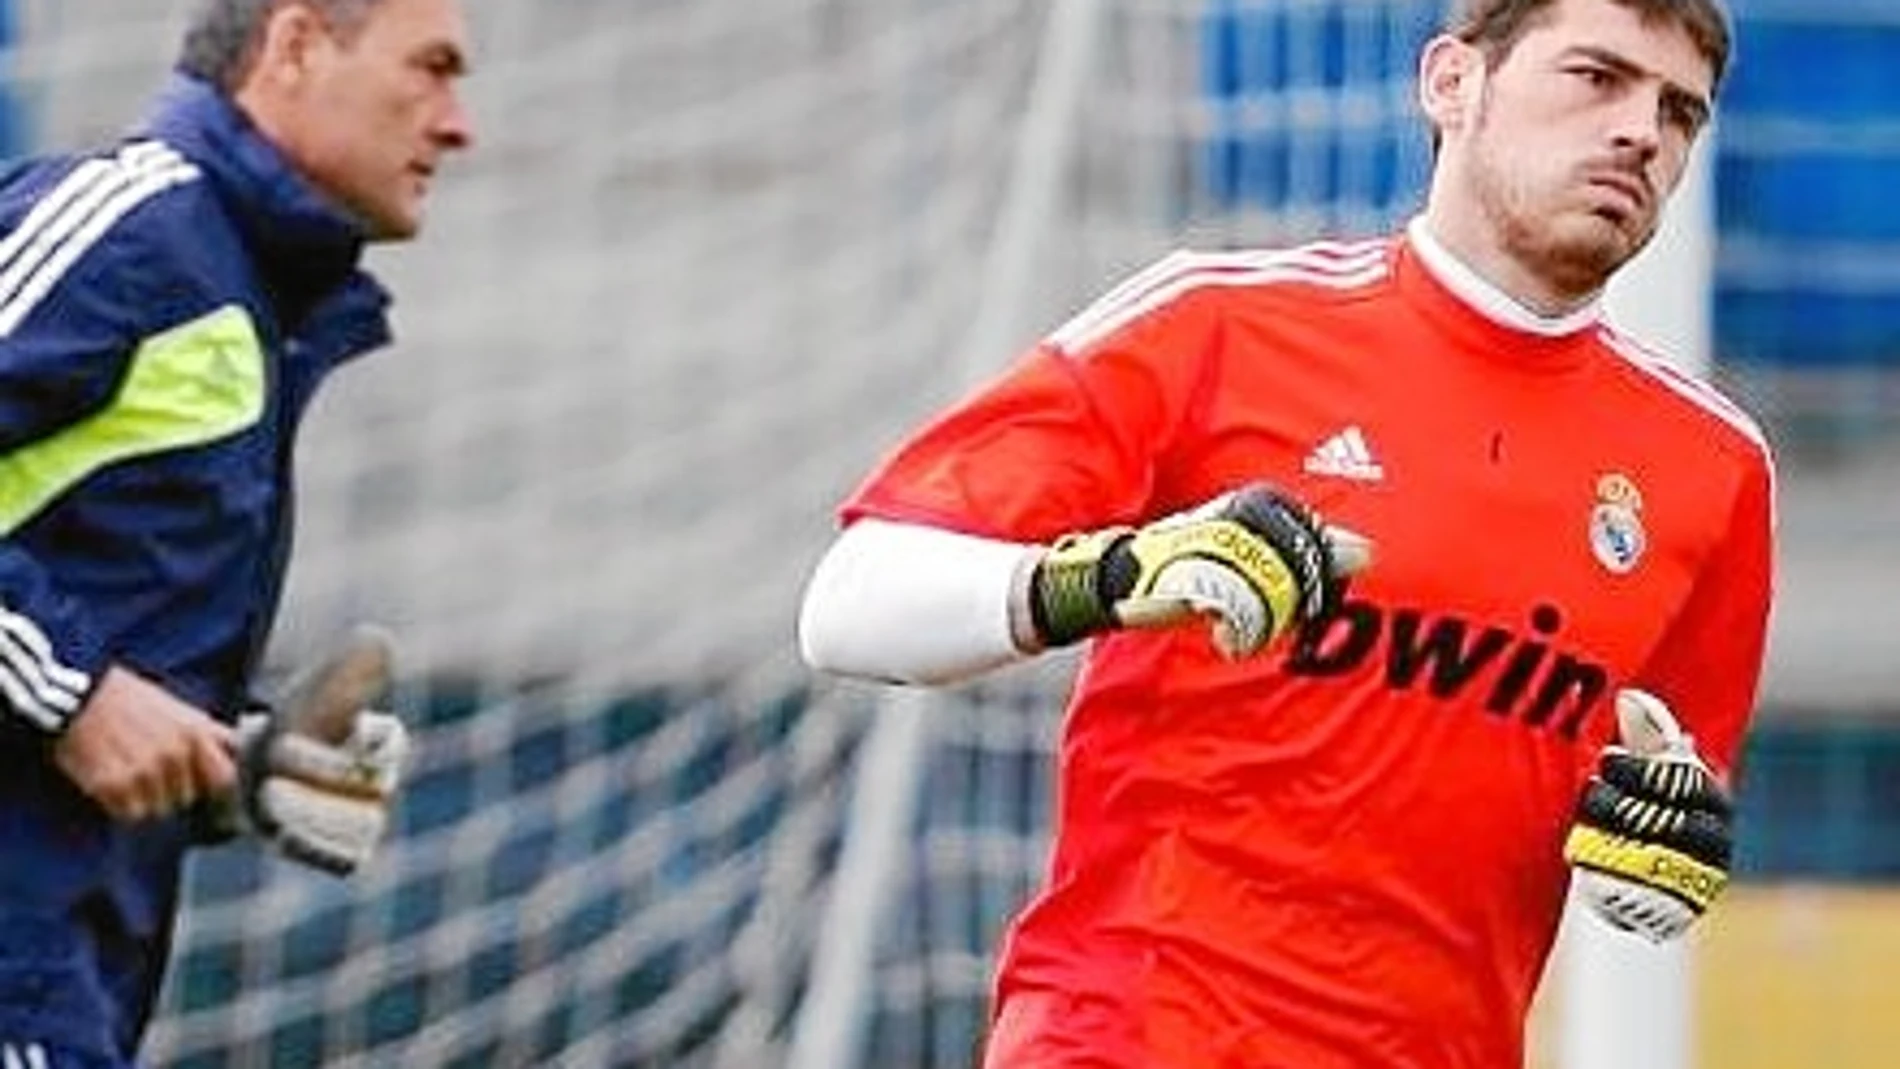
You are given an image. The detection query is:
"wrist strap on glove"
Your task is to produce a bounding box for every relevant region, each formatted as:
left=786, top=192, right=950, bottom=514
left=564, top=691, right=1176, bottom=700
left=1030, top=528, right=1134, bottom=646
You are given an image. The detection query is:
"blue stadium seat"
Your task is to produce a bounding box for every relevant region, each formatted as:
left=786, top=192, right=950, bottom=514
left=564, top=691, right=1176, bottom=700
left=1198, top=0, right=1438, bottom=227
left=1716, top=18, right=1900, bottom=368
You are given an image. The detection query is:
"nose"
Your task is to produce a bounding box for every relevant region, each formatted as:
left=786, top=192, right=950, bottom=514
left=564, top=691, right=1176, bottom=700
left=1606, top=87, right=1663, bottom=161
left=434, top=90, right=475, bottom=152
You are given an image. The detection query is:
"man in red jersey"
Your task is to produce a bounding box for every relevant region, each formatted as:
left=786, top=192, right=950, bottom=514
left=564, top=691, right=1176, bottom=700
left=798, top=0, right=1767, bottom=1065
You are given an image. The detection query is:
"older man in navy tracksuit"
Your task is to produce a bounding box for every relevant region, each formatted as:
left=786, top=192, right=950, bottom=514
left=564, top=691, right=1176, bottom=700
left=0, top=0, right=472, bottom=1063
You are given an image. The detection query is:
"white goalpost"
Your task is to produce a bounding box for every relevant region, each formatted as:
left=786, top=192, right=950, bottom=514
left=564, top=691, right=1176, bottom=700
left=786, top=4, right=1109, bottom=1064
left=1557, top=126, right=1718, bottom=1069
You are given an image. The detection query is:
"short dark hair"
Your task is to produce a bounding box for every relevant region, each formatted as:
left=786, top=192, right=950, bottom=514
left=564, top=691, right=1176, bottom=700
left=1448, top=0, right=1732, bottom=90
left=176, top=0, right=380, bottom=92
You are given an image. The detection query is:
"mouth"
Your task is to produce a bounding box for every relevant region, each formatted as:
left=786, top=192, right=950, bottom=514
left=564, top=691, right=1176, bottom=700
left=404, top=164, right=437, bottom=201
left=1583, top=172, right=1648, bottom=218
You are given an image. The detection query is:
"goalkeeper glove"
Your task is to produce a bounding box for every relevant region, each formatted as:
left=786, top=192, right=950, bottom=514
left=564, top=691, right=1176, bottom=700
left=1563, top=689, right=1733, bottom=943
left=227, top=625, right=410, bottom=876
left=1027, top=482, right=1370, bottom=658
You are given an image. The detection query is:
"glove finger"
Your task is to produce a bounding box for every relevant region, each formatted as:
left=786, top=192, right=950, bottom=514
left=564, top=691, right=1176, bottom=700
left=259, top=779, right=388, bottom=876
left=1141, top=558, right=1271, bottom=654
left=277, top=835, right=361, bottom=877
left=1112, top=592, right=1197, bottom=631
left=1598, top=750, right=1731, bottom=815
left=1577, top=778, right=1732, bottom=867
left=267, top=734, right=392, bottom=800
left=1322, top=525, right=1374, bottom=578
left=1615, top=688, right=1691, bottom=757
left=235, top=712, right=270, bottom=749
left=1227, top=485, right=1341, bottom=623
left=347, top=712, right=411, bottom=794
left=281, top=625, right=396, bottom=744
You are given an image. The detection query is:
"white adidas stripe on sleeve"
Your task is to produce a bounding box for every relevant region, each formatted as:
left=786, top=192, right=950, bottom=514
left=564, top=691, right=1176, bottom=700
left=0, top=608, right=87, bottom=731
left=1047, top=241, right=1390, bottom=356
left=1598, top=328, right=1777, bottom=529
left=0, top=141, right=200, bottom=338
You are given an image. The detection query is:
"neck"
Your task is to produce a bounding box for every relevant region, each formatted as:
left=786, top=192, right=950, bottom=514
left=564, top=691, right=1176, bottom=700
left=229, top=84, right=334, bottom=211
left=1407, top=216, right=1601, bottom=337
left=1419, top=192, right=1604, bottom=318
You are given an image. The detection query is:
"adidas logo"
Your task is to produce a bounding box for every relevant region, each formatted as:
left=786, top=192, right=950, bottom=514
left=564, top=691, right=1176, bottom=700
left=1303, top=425, right=1384, bottom=482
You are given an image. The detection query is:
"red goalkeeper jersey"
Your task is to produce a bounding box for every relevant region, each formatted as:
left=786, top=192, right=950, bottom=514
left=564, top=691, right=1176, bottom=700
left=839, top=231, right=1775, bottom=1069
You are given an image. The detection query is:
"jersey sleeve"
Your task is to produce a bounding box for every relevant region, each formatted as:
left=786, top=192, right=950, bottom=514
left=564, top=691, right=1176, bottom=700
left=0, top=194, right=214, bottom=735
left=1631, top=444, right=1775, bottom=778
left=842, top=258, right=1226, bottom=543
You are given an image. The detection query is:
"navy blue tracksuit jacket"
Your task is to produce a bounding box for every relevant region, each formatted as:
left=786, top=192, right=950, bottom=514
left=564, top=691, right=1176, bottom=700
left=0, top=75, right=393, bottom=1061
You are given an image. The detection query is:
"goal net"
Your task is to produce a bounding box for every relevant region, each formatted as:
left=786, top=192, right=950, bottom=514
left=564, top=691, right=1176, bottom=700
left=4, top=0, right=1436, bottom=1065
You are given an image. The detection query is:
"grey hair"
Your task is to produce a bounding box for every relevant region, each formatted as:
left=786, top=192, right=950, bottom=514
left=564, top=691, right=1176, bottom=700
left=176, top=0, right=380, bottom=91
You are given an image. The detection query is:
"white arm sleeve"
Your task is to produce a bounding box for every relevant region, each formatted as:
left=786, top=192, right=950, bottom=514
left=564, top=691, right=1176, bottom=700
left=797, top=518, right=1037, bottom=686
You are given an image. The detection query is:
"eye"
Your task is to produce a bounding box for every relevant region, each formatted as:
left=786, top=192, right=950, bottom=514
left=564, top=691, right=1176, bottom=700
left=1661, top=95, right=1708, bottom=136
left=413, top=46, right=467, bottom=82
left=1570, top=65, right=1616, bottom=88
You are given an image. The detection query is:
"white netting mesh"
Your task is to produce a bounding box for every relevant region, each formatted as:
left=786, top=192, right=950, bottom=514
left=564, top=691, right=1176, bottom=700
left=4, top=1, right=1435, bottom=1065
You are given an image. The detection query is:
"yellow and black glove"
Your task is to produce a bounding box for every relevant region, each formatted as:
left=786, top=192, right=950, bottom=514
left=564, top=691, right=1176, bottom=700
left=1028, top=482, right=1370, bottom=658
left=1563, top=689, right=1733, bottom=943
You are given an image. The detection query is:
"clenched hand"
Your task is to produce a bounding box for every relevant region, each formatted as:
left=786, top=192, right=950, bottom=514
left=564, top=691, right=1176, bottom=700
left=53, top=666, right=237, bottom=822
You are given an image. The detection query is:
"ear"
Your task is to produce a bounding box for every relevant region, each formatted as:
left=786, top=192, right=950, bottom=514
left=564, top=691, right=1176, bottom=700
left=243, top=2, right=332, bottom=93
left=1418, top=35, right=1483, bottom=137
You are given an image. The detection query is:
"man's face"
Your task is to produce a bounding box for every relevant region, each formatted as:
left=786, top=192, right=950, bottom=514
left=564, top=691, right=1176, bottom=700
left=282, top=0, right=474, bottom=241
left=1448, top=0, right=1714, bottom=293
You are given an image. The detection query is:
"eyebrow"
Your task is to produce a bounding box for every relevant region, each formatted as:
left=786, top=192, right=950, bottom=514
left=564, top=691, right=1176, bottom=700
left=1565, top=44, right=1711, bottom=128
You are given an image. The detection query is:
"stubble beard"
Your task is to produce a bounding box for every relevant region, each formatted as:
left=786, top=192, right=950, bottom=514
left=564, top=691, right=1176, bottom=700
left=1468, top=95, right=1653, bottom=302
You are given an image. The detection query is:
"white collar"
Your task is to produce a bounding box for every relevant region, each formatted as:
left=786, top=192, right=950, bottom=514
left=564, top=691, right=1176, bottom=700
left=1406, top=216, right=1601, bottom=337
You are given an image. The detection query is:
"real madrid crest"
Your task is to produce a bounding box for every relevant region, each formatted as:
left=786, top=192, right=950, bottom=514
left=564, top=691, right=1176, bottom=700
left=1588, top=473, right=1645, bottom=575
